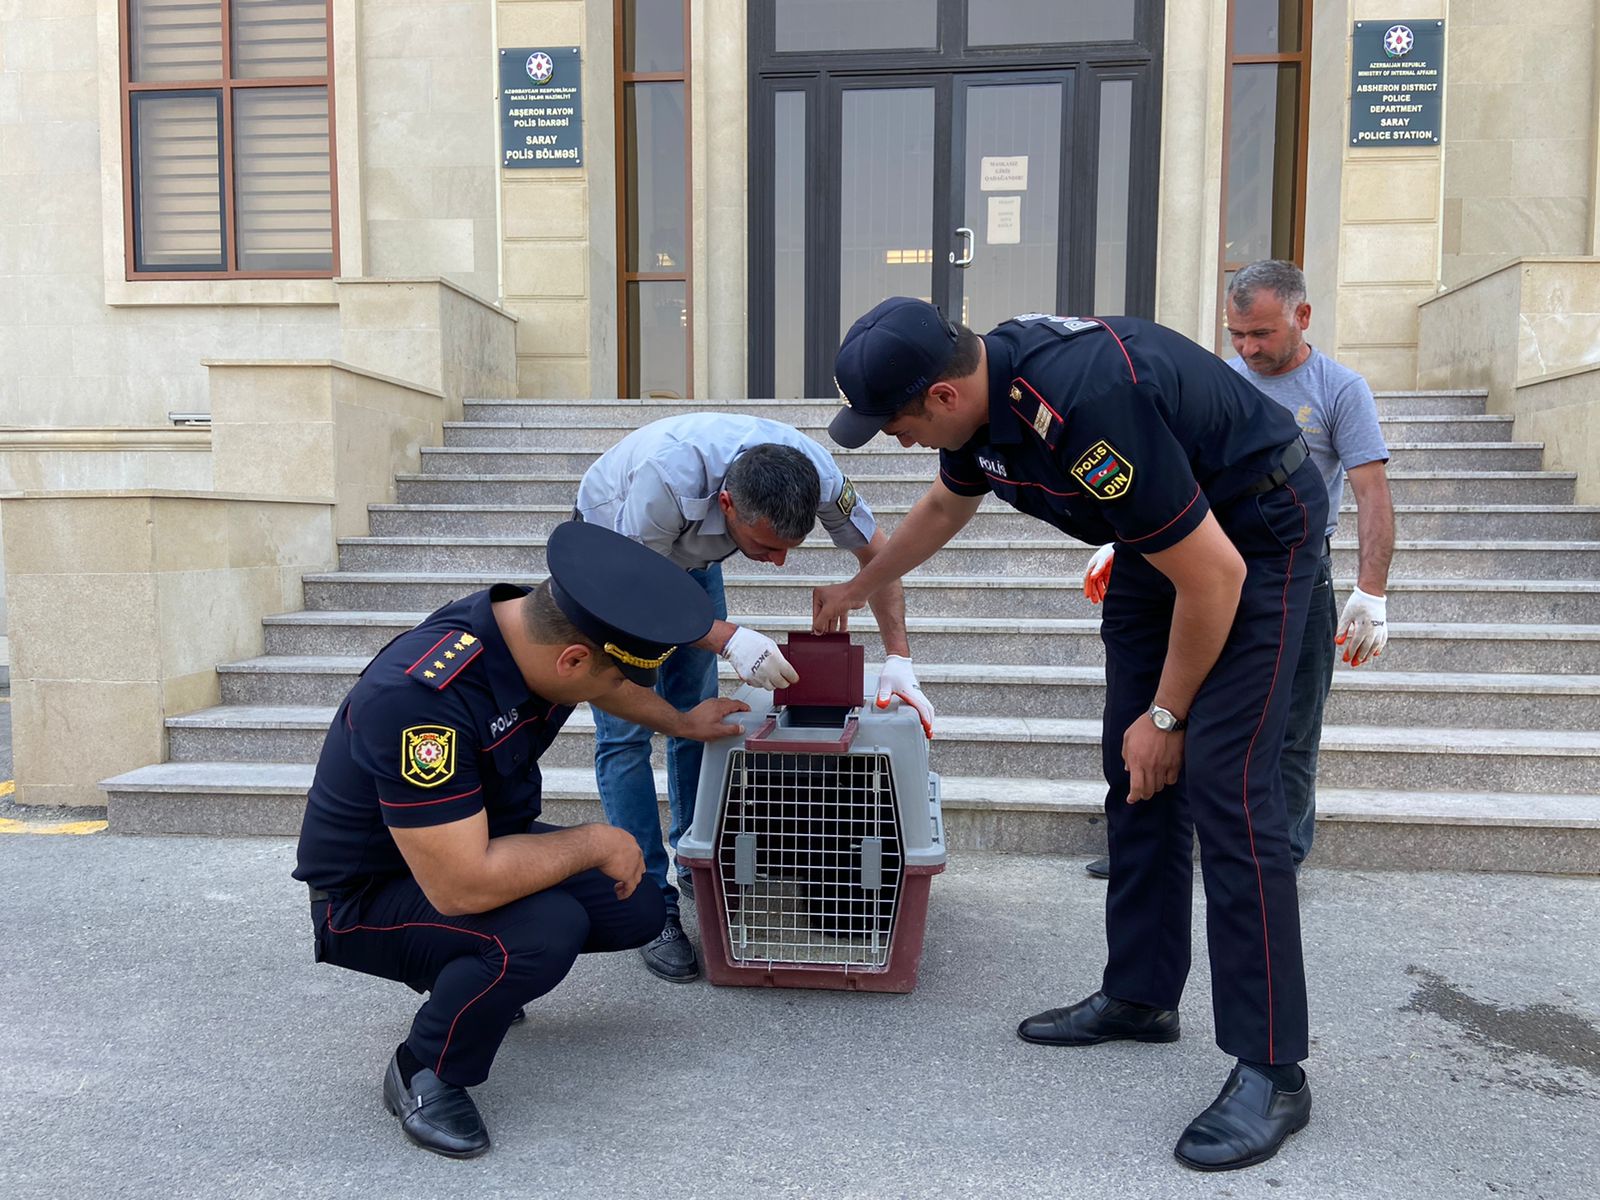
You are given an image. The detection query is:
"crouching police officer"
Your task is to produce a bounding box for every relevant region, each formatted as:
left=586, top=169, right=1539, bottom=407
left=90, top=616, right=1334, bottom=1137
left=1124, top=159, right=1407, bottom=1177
left=814, top=298, right=1326, bottom=1173
left=293, top=521, right=747, bottom=1159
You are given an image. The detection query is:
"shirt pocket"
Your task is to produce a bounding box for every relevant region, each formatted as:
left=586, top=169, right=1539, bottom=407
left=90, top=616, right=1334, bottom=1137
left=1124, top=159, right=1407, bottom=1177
left=489, top=725, right=532, bottom=778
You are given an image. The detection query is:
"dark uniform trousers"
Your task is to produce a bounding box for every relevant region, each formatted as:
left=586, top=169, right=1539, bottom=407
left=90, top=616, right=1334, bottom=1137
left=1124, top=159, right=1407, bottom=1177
left=310, top=821, right=666, bottom=1088
left=1099, top=460, right=1327, bottom=1066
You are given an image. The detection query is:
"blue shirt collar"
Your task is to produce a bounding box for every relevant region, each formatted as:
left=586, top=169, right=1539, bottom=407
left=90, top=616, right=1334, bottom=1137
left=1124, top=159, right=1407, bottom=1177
left=477, top=584, right=541, bottom=717
left=981, top=332, right=1023, bottom=445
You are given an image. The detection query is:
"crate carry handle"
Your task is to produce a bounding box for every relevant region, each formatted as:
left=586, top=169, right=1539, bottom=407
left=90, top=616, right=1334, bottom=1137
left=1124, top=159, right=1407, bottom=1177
left=743, top=714, right=859, bottom=754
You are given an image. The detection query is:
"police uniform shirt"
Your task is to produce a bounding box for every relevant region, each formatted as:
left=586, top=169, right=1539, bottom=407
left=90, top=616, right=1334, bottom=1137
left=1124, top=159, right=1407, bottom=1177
left=575, top=413, right=876, bottom=570
left=293, top=584, right=569, bottom=894
left=938, top=315, right=1303, bottom=552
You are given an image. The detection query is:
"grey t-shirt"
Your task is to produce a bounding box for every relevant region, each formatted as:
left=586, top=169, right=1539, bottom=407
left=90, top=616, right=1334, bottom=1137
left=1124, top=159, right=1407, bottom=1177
left=1228, top=347, right=1389, bottom=537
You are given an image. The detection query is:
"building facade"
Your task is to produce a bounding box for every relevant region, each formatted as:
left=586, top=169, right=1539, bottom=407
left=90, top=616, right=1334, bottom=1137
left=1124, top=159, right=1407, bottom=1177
left=3, top=0, right=1599, bottom=803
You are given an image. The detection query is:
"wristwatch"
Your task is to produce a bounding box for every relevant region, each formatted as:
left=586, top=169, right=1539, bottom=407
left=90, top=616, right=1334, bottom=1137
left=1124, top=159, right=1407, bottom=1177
left=1148, top=704, right=1187, bottom=733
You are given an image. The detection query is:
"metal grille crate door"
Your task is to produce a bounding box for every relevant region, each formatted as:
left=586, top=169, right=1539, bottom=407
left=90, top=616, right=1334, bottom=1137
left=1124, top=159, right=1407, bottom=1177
left=677, top=683, right=945, bottom=993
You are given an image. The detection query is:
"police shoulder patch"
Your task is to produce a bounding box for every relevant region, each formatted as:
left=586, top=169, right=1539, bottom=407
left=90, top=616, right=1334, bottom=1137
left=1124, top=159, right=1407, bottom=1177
left=836, top=477, right=858, bottom=519
left=401, top=725, right=457, bottom=788
left=1071, top=439, right=1135, bottom=501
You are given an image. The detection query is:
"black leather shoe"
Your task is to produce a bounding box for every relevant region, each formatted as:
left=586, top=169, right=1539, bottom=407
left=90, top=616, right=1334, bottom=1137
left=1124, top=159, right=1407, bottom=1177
left=509, top=1006, right=526, bottom=1024
left=1174, top=1063, right=1311, bottom=1172
left=676, top=870, right=696, bottom=904
left=1017, top=991, right=1180, bottom=1046
left=640, top=912, right=700, bottom=982
left=381, top=1051, right=491, bottom=1159
left=1084, top=856, right=1110, bottom=880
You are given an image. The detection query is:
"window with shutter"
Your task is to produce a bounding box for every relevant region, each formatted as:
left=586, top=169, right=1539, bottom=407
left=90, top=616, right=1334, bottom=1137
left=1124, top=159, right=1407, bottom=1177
left=120, top=0, right=338, bottom=279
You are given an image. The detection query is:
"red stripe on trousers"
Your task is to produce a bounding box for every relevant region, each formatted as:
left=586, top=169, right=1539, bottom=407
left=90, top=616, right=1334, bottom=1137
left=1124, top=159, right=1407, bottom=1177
left=1236, top=479, right=1308, bottom=1062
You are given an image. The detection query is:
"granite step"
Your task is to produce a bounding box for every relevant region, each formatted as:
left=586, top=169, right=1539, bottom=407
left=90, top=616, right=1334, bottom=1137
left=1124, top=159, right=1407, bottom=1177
left=333, top=533, right=1600, bottom=581
left=416, top=442, right=1547, bottom=477
left=260, top=611, right=1600, bottom=675
left=439, top=413, right=1515, bottom=449
left=530, top=712, right=1600, bottom=793
left=299, top=571, right=1600, bottom=626
left=176, top=692, right=1600, bottom=789
left=393, top=470, right=1579, bottom=507
left=460, top=389, right=1490, bottom=423
left=174, top=660, right=1600, bottom=767
left=97, top=761, right=1600, bottom=874
left=364, top=501, right=1600, bottom=542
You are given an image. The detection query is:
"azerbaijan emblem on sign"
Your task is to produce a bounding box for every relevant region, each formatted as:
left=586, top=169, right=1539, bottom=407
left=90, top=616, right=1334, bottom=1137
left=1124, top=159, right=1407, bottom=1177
left=526, top=51, right=555, bottom=84
left=401, top=725, right=457, bottom=788
left=1382, top=25, right=1414, bottom=58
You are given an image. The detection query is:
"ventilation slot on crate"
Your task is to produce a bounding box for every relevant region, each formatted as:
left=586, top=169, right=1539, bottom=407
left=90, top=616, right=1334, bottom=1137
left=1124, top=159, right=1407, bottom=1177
left=717, top=749, right=904, bottom=968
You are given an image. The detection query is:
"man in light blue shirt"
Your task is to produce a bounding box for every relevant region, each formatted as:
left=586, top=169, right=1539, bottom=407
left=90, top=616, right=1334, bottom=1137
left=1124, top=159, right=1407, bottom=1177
left=576, top=413, right=931, bottom=980
left=1083, top=261, right=1395, bottom=869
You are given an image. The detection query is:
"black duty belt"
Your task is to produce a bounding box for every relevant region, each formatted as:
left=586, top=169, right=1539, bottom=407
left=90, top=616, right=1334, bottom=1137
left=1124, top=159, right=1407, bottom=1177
left=1242, top=435, right=1309, bottom=497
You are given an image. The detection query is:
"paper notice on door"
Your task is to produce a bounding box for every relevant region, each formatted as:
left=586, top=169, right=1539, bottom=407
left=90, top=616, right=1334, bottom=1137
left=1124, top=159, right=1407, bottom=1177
left=980, top=155, right=1028, bottom=191
left=987, top=195, right=1021, bottom=245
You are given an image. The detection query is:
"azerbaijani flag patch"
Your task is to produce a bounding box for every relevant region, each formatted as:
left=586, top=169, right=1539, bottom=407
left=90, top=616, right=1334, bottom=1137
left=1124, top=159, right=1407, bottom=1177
left=1071, top=439, right=1134, bottom=500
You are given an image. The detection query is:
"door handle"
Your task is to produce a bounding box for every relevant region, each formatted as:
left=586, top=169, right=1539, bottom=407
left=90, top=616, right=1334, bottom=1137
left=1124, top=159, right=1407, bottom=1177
left=949, top=226, right=974, bottom=267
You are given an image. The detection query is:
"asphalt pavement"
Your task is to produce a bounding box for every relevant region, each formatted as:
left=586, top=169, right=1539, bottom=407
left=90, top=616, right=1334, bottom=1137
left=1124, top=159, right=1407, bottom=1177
left=2, top=826, right=1597, bottom=1200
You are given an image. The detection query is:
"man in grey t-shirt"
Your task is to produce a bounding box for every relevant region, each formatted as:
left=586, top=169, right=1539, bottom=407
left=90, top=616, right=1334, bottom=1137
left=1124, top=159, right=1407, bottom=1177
left=1221, top=261, right=1395, bottom=865
left=1082, top=261, right=1395, bottom=869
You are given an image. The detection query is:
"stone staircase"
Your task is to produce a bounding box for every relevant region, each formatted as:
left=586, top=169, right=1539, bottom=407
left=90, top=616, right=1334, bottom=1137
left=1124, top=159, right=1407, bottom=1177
left=102, top=391, right=1600, bottom=873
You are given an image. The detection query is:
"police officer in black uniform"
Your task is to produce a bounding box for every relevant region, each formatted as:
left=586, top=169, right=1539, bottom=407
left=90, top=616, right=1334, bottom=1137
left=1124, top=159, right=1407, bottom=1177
left=294, top=521, right=748, bottom=1159
left=814, top=297, right=1325, bottom=1172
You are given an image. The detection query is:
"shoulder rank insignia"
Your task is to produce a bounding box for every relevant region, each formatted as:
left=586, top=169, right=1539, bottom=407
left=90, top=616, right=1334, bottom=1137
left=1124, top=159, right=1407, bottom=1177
left=837, top=477, right=858, bottom=519
left=405, top=631, right=483, bottom=690
left=401, top=725, right=456, bottom=788
left=1009, top=377, right=1064, bottom=451
left=1010, top=313, right=1102, bottom=339
left=1071, top=439, right=1134, bottom=500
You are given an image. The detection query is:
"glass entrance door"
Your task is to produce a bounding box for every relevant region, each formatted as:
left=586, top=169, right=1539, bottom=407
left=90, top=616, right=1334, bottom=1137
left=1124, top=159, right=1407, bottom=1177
left=751, top=64, right=1156, bottom=398
left=949, top=74, right=1069, bottom=334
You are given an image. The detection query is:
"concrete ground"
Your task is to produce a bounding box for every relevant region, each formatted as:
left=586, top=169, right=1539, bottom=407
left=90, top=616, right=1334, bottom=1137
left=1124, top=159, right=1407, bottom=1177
left=2, top=819, right=1596, bottom=1200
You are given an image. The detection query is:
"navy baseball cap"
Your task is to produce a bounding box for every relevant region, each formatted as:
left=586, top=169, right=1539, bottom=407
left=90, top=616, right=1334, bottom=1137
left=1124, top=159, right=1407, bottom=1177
left=546, top=521, right=714, bottom=685
left=829, top=296, right=960, bottom=448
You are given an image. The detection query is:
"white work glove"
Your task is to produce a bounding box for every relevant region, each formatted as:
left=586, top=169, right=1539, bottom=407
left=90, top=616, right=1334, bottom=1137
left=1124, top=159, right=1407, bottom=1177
left=719, top=626, right=799, bottom=690
left=1336, top=587, right=1387, bottom=667
left=1083, top=543, right=1115, bottom=604
left=875, top=655, right=935, bottom=739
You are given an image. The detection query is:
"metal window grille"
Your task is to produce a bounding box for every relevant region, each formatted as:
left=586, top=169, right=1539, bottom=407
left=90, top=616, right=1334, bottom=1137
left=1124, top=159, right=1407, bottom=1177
left=716, top=749, right=904, bottom=967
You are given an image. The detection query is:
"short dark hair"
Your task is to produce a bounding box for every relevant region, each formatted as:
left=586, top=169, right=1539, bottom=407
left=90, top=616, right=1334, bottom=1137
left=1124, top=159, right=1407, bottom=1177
left=1228, top=260, right=1307, bottom=313
left=901, top=322, right=982, bottom=416
left=522, top=581, right=618, bottom=676
left=523, top=580, right=592, bottom=648
left=723, top=444, right=821, bottom=540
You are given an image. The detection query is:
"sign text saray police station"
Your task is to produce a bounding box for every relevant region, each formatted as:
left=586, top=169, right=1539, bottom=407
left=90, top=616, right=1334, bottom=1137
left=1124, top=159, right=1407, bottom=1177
left=1349, top=20, right=1444, bottom=146
left=500, top=47, right=583, bottom=168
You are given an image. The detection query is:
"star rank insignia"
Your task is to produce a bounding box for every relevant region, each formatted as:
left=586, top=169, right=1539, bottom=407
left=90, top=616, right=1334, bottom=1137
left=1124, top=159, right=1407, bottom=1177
left=406, top=630, right=484, bottom=690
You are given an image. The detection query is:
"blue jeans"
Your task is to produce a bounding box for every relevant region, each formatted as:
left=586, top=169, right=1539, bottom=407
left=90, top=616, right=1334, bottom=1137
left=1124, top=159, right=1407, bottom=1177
left=592, top=564, right=727, bottom=916
left=1282, top=551, right=1336, bottom=865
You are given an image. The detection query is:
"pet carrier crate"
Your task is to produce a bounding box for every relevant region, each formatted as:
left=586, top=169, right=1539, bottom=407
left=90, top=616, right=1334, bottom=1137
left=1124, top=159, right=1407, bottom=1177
left=676, top=633, right=945, bottom=993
